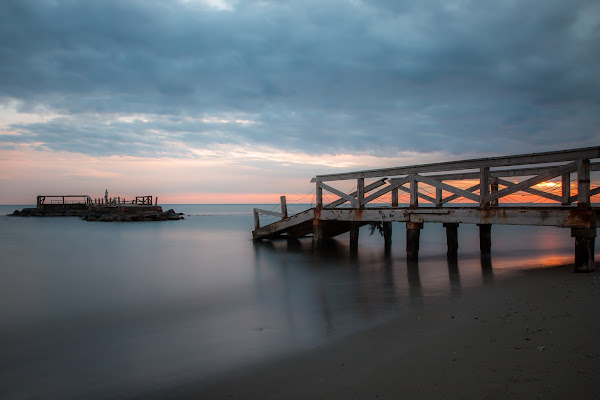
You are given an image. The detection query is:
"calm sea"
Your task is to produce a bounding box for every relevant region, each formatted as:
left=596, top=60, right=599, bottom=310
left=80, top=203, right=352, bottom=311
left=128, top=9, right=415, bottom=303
left=0, top=204, right=577, bottom=399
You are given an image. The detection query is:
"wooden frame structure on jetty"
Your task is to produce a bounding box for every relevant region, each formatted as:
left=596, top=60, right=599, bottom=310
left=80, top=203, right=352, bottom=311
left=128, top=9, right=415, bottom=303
left=252, top=146, right=600, bottom=272
left=36, top=194, right=160, bottom=212
left=37, top=195, right=93, bottom=210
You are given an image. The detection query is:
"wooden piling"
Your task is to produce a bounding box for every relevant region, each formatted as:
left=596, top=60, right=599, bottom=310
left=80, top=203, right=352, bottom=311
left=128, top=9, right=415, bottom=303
left=406, top=222, right=423, bottom=260
left=383, top=222, right=392, bottom=253
left=313, top=220, right=324, bottom=248
left=349, top=222, right=360, bottom=250
left=478, top=224, right=492, bottom=254
left=572, top=228, right=596, bottom=272
left=444, top=223, right=459, bottom=258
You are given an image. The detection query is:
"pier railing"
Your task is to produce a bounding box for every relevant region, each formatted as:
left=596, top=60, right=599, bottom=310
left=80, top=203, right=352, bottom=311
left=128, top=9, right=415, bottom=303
left=253, top=196, right=288, bottom=230
left=310, top=147, right=600, bottom=209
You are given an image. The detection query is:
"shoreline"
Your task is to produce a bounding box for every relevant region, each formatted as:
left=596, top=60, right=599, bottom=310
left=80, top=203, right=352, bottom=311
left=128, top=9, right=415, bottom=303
left=141, top=263, right=600, bottom=399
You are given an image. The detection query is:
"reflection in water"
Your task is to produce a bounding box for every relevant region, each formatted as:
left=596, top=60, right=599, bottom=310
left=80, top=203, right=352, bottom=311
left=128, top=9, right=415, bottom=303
left=286, top=237, right=303, bottom=252
left=481, top=254, right=495, bottom=283
left=252, top=236, right=498, bottom=347
left=317, top=281, right=334, bottom=336
left=249, top=228, right=575, bottom=355
left=406, top=259, right=423, bottom=302
left=447, top=257, right=462, bottom=296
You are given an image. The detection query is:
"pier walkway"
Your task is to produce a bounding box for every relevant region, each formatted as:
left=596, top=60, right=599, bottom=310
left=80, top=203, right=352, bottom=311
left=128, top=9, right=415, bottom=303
left=252, top=147, right=600, bottom=272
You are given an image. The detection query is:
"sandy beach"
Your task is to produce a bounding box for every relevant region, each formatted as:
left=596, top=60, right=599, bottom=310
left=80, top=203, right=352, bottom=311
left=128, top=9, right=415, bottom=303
left=144, top=263, right=600, bottom=400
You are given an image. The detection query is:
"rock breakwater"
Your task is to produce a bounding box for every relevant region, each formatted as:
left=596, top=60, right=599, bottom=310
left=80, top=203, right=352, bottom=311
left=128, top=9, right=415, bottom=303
left=9, top=207, right=184, bottom=222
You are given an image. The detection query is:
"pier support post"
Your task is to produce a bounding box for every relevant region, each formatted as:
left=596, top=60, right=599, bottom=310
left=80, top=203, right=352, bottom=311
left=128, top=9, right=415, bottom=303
left=572, top=228, right=595, bottom=272
left=444, top=223, right=459, bottom=258
left=253, top=209, right=260, bottom=230
left=349, top=222, right=360, bottom=251
left=409, top=174, right=419, bottom=208
left=562, top=173, right=571, bottom=205
left=357, top=178, right=365, bottom=209
left=490, top=178, right=499, bottom=207
left=478, top=224, right=492, bottom=255
left=280, top=196, right=288, bottom=219
left=316, top=182, right=323, bottom=209
left=383, top=222, right=392, bottom=253
left=406, top=222, right=423, bottom=260
left=313, top=220, right=324, bottom=249
left=479, top=167, right=490, bottom=208
left=252, top=209, right=262, bottom=242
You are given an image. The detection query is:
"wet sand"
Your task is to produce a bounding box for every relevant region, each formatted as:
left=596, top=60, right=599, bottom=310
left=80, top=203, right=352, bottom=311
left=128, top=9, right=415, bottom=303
left=145, top=263, right=600, bottom=399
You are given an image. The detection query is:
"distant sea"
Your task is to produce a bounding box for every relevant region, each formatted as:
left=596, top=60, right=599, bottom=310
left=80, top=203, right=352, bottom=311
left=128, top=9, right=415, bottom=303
left=0, top=204, right=579, bottom=399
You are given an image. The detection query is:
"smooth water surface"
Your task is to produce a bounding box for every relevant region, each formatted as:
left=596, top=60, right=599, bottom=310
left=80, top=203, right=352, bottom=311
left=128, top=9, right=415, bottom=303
left=0, top=204, right=578, bottom=399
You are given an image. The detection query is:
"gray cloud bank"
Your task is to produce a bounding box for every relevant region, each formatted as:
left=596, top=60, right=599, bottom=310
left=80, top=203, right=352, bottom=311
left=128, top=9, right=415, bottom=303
left=1, top=0, right=599, bottom=158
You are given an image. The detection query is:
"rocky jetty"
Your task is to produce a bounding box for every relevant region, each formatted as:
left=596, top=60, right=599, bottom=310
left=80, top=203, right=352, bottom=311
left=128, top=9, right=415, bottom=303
left=81, top=208, right=184, bottom=222
left=9, top=207, right=184, bottom=222
left=9, top=208, right=84, bottom=217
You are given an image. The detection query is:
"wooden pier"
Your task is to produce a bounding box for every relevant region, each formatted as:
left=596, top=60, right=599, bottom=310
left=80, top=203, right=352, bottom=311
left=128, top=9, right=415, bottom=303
left=252, top=147, right=600, bottom=272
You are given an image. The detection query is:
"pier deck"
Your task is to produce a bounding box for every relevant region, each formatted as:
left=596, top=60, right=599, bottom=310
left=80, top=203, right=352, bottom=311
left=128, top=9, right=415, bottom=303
left=252, top=146, right=600, bottom=272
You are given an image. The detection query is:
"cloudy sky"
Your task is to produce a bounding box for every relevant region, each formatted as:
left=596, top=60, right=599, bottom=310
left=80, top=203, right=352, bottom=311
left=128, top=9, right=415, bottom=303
left=1, top=0, right=599, bottom=204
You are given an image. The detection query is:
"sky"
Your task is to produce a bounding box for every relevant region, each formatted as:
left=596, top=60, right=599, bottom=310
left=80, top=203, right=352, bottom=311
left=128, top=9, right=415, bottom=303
left=1, top=0, right=599, bottom=204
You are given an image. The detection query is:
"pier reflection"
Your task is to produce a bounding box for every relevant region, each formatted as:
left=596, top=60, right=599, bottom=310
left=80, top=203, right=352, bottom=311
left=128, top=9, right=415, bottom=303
left=447, top=257, right=462, bottom=297
left=481, top=254, right=494, bottom=283
left=250, top=230, right=578, bottom=347
left=251, top=237, right=506, bottom=341
left=406, top=259, right=423, bottom=302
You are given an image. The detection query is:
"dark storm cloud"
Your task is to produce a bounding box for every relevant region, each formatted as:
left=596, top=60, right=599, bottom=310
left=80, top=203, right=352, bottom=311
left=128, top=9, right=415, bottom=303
left=1, top=0, right=599, bottom=157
